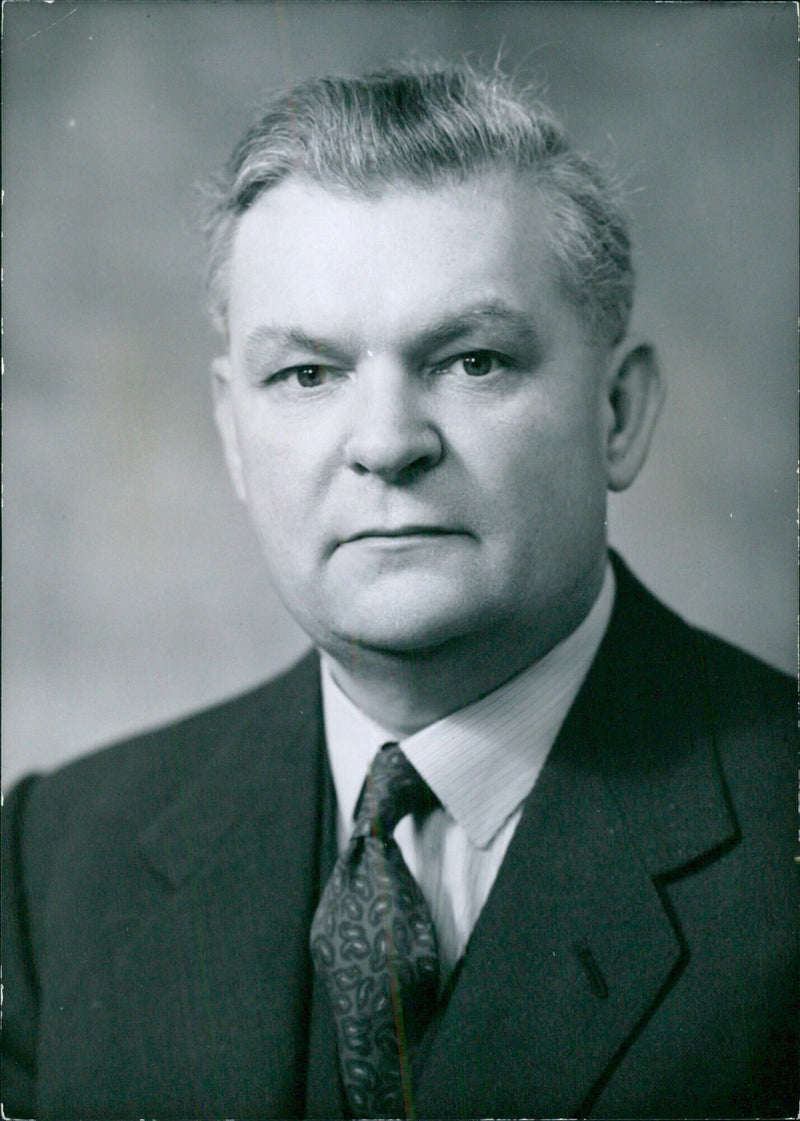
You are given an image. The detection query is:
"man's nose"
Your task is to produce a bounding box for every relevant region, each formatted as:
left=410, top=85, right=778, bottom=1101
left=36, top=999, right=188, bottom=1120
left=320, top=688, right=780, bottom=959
left=343, top=361, right=443, bottom=482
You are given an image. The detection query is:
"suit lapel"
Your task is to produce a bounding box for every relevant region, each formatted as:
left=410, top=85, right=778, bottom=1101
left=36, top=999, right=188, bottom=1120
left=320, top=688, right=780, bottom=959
left=138, top=652, right=325, bottom=891
left=119, top=653, right=328, bottom=1118
left=417, top=559, right=739, bottom=1117
left=416, top=737, right=683, bottom=1117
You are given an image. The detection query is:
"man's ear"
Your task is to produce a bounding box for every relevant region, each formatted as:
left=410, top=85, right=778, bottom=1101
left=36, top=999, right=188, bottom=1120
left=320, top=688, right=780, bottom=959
left=210, top=356, right=247, bottom=504
left=603, top=340, right=664, bottom=492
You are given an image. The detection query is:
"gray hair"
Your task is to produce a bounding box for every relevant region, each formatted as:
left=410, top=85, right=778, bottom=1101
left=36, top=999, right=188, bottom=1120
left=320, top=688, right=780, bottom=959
left=201, top=60, right=634, bottom=346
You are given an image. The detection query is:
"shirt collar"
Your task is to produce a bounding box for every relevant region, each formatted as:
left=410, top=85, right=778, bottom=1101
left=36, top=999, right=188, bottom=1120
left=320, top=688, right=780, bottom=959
left=322, top=561, right=615, bottom=849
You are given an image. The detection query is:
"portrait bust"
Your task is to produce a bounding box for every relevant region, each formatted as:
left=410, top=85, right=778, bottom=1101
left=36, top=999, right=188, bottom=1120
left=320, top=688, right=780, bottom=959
left=2, top=8, right=796, bottom=1120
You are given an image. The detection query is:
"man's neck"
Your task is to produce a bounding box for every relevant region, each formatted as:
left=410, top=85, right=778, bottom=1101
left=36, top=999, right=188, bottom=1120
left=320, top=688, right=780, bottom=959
left=320, top=563, right=608, bottom=737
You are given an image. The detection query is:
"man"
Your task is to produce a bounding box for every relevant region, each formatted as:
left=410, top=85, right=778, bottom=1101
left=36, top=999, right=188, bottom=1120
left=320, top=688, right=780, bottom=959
left=2, top=61, right=795, bottom=1120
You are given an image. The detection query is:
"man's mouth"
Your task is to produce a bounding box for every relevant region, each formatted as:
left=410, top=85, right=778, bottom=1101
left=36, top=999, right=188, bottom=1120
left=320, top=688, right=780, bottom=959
left=345, top=526, right=459, bottom=542
left=333, top=526, right=476, bottom=555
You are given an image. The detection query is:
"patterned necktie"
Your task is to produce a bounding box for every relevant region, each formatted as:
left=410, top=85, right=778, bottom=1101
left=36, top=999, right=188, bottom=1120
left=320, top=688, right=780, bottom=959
left=310, top=744, right=440, bottom=1118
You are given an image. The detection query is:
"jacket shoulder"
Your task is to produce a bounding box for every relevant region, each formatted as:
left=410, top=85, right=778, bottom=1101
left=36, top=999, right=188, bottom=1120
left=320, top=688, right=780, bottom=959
left=609, top=555, right=796, bottom=830
left=5, top=651, right=320, bottom=881
left=612, top=553, right=795, bottom=711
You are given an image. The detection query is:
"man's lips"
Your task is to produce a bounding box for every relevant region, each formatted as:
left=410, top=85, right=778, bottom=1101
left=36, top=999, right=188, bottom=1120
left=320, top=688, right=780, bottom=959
left=339, top=526, right=468, bottom=544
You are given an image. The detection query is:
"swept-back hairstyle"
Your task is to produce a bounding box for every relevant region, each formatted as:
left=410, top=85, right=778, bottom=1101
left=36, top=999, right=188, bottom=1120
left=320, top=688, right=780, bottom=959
left=201, top=60, right=634, bottom=345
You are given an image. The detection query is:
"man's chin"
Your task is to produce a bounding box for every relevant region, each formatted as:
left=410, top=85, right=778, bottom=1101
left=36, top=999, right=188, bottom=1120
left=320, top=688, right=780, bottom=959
left=315, top=598, right=490, bottom=658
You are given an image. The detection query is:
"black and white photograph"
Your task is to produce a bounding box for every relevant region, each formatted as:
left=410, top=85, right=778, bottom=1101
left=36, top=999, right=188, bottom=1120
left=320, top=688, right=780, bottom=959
left=2, top=2, right=797, bottom=1118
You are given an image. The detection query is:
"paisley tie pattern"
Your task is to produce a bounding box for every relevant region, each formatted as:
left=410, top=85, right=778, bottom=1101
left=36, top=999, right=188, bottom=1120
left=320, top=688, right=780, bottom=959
left=310, top=744, right=440, bottom=1118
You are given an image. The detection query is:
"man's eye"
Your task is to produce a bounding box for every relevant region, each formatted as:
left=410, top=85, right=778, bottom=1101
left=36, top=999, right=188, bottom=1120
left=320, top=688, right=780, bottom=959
left=293, top=365, right=328, bottom=388
left=265, top=364, right=331, bottom=389
left=447, top=351, right=504, bottom=378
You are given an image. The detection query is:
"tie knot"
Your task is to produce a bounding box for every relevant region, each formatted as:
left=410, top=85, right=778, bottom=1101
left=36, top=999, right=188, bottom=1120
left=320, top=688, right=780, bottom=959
left=354, top=743, right=437, bottom=838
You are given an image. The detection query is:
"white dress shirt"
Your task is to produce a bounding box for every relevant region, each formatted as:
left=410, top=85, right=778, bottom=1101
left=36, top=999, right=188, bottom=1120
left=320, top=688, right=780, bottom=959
left=321, top=562, right=615, bottom=984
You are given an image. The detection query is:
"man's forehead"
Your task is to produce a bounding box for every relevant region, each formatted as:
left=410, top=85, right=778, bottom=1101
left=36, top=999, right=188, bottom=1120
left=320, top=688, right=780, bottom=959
left=227, top=171, right=570, bottom=337
left=231, top=169, right=557, bottom=256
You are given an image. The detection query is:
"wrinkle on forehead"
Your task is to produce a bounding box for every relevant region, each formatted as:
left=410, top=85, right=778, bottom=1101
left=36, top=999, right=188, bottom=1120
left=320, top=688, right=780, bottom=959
left=228, top=173, right=588, bottom=365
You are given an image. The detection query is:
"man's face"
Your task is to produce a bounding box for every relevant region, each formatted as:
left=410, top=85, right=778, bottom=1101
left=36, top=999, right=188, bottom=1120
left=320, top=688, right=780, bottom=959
left=216, top=172, right=613, bottom=660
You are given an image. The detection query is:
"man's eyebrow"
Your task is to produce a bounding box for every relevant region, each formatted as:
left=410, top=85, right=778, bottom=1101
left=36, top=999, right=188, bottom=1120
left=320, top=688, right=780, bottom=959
left=242, top=302, right=544, bottom=371
left=409, top=302, right=545, bottom=357
left=242, top=325, right=353, bottom=371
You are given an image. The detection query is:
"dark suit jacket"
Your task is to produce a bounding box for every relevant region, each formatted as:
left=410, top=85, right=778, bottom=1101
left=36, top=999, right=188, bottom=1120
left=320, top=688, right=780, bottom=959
left=2, top=558, right=797, bottom=1119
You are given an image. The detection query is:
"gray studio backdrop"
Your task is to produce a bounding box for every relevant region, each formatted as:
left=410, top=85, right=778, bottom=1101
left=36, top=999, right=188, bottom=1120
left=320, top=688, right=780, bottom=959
left=3, top=1, right=797, bottom=788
